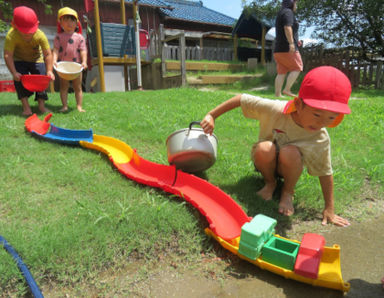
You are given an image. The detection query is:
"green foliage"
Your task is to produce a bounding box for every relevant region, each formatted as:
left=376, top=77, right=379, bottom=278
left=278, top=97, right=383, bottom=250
left=243, top=0, right=280, bottom=24
left=246, top=0, right=384, bottom=57
left=0, top=0, right=53, bottom=33
left=0, top=0, right=12, bottom=32
left=296, top=0, right=384, bottom=57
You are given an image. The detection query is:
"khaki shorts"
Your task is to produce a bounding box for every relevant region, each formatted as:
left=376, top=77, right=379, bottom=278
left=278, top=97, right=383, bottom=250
left=274, top=52, right=303, bottom=74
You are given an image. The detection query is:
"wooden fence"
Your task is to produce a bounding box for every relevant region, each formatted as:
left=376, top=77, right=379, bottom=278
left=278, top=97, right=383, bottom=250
left=162, top=45, right=233, bottom=61
left=148, top=29, right=384, bottom=89
left=148, top=27, right=233, bottom=62
left=301, top=45, right=384, bottom=89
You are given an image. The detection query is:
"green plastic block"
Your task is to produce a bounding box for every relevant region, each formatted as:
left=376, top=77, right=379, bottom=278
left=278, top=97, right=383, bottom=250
left=238, top=214, right=277, bottom=260
left=238, top=240, right=261, bottom=260
left=261, top=236, right=300, bottom=270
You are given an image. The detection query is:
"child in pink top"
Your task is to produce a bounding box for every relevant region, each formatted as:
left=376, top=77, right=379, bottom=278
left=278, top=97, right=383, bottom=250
left=53, top=7, right=87, bottom=112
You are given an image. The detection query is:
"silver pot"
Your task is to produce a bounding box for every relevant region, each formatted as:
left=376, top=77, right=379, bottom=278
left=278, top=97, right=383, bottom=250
left=166, top=121, right=218, bottom=173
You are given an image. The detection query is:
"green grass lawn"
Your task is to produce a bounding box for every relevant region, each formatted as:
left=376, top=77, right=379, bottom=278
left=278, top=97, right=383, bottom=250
left=0, top=85, right=383, bottom=295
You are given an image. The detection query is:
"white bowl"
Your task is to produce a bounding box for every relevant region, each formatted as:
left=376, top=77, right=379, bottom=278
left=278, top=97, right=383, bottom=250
left=54, top=61, right=83, bottom=80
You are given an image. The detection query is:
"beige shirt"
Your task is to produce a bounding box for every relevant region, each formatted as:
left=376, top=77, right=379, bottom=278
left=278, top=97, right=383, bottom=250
left=241, top=94, right=332, bottom=176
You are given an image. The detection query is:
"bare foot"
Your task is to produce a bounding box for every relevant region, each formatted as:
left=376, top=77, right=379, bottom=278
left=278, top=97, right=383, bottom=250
left=39, top=108, right=51, bottom=114
left=77, top=107, right=86, bottom=112
left=59, top=106, right=68, bottom=112
left=278, top=191, right=294, bottom=216
left=282, top=90, right=297, bottom=97
left=22, top=110, right=32, bottom=116
left=257, top=181, right=277, bottom=201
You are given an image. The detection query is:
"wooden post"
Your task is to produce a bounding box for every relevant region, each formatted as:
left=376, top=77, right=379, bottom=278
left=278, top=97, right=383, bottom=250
left=261, top=26, right=266, bottom=65
left=160, top=24, right=166, bottom=75
left=199, top=37, right=203, bottom=60
left=375, top=61, right=382, bottom=89
left=133, top=1, right=143, bottom=90
left=94, top=0, right=105, bottom=92
left=179, top=31, right=186, bottom=86
left=233, top=34, right=238, bottom=61
left=120, top=0, right=128, bottom=90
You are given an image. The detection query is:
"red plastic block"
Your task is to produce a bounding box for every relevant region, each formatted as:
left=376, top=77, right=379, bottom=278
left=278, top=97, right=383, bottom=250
left=294, top=233, right=325, bottom=279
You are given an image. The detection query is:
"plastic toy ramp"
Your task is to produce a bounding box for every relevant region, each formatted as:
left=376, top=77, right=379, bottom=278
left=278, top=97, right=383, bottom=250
left=205, top=229, right=350, bottom=292
left=80, top=135, right=177, bottom=189
left=25, top=113, right=52, bottom=135
left=170, top=171, right=251, bottom=240
left=25, top=113, right=93, bottom=145
left=81, top=136, right=250, bottom=240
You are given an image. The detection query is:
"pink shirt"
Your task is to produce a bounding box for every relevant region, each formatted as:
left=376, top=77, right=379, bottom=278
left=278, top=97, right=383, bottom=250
left=54, top=32, right=86, bottom=63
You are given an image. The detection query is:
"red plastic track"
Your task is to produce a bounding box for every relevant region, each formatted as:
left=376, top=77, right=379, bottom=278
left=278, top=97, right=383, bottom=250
left=115, top=152, right=251, bottom=240
left=25, top=113, right=52, bottom=134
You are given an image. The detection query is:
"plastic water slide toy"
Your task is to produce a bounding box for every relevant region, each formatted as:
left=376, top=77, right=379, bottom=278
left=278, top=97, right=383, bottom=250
left=24, top=114, right=351, bottom=292
left=0, top=236, right=44, bottom=298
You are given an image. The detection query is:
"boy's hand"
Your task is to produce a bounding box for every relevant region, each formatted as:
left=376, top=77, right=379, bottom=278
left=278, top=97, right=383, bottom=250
left=201, top=114, right=214, bottom=135
left=47, top=70, right=55, bottom=81
left=12, top=72, right=22, bottom=81
left=322, top=208, right=350, bottom=227
left=81, top=62, right=88, bottom=70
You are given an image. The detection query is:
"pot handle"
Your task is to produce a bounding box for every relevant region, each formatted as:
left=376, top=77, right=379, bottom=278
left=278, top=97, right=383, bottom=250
left=187, top=121, right=202, bottom=136
left=188, top=121, right=202, bottom=130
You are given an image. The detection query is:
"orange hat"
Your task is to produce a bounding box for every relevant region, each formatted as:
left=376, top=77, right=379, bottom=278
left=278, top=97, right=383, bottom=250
left=12, top=6, right=39, bottom=34
left=284, top=66, right=351, bottom=127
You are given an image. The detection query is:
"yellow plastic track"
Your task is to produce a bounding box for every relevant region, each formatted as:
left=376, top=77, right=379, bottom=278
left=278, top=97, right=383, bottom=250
left=80, top=134, right=134, bottom=164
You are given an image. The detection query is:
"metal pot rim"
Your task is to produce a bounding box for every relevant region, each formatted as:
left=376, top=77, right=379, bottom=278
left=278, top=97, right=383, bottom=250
left=166, top=127, right=217, bottom=144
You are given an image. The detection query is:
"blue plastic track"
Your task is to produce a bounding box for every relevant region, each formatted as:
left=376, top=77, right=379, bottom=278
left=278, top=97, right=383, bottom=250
left=32, top=124, right=93, bottom=145
left=0, top=236, right=44, bottom=298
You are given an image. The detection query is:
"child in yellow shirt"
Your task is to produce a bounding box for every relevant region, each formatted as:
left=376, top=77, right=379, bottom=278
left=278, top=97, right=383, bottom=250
left=3, top=6, right=55, bottom=116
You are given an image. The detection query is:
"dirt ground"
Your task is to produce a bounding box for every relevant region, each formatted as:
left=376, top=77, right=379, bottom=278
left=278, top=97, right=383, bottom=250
left=39, top=210, right=384, bottom=298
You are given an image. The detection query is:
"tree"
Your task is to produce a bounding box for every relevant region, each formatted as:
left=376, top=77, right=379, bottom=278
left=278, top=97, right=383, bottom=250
left=242, top=0, right=280, bottom=24
left=297, top=0, right=384, bottom=58
left=0, top=0, right=52, bottom=32
left=245, top=0, right=384, bottom=59
left=0, top=0, right=12, bottom=32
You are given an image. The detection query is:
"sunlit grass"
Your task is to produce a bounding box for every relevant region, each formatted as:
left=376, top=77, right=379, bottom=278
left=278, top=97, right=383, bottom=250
left=0, top=85, right=383, bottom=294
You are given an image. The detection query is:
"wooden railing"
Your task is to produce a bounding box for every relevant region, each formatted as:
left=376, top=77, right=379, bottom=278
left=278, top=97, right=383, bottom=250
left=301, top=45, right=384, bottom=89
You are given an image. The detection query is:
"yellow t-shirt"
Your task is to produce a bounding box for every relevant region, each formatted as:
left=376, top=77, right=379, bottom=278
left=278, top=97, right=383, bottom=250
left=241, top=94, right=332, bottom=176
left=4, top=28, right=50, bottom=63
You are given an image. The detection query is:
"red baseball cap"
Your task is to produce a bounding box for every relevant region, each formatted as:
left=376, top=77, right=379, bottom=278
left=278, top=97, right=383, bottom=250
left=299, top=66, right=351, bottom=114
left=284, top=66, right=351, bottom=127
left=12, top=6, right=39, bottom=34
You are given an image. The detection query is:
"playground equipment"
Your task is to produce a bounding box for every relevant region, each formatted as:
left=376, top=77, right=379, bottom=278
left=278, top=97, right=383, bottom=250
left=54, top=62, right=83, bottom=81
left=20, top=75, right=50, bottom=92
left=24, top=114, right=351, bottom=292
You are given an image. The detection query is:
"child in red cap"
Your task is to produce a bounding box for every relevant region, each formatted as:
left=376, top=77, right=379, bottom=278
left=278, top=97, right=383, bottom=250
left=200, top=66, right=351, bottom=227
left=3, top=6, right=55, bottom=116
left=53, top=7, right=87, bottom=112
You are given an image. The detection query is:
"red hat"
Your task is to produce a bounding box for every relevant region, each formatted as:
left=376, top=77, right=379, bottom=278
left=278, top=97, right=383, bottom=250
left=299, top=66, right=351, bottom=114
left=284, top=66, right=351, bottom=127
left=12, top=6, right=39, bottom=34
